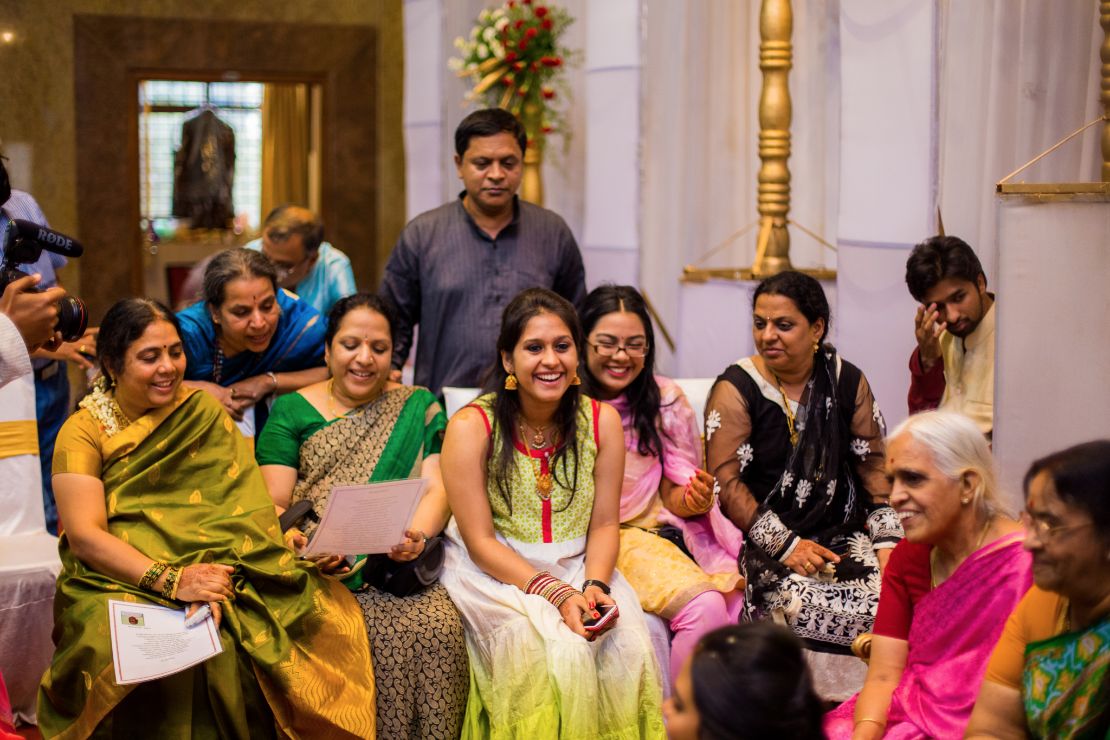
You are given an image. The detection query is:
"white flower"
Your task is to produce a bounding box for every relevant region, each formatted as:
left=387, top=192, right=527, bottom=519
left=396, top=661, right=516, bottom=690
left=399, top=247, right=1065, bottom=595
left=447, top=57, right=464, bottom=71
left=453, top=36, right=468, bottom=51
left=482, top=26, right=496, bottom=42
left=796, top=479, right=813, bottom=507
left=489, top=39, right=504, bottom=58
left=479, top=8, right=491, bottom=22
left=491, top=7, right=505, bottom=20
left=826, top=479, right=837, bottom=499
left=737, top=443, right=754, bottom=472
left=495, top=16, right=509, bottom=31
left=470, top=26, right=480, bottom=40
left=850, top=438, right=870, bottom=459
left=476, top=43, right=489, bottom=59
left=781, top=471, right=794, bottom=490
left=705, top=409, right=721, bottom=441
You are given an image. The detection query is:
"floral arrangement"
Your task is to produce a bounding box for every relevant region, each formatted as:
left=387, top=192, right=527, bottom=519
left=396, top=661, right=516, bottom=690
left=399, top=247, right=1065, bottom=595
left=450, top=0, right=575, bottom=150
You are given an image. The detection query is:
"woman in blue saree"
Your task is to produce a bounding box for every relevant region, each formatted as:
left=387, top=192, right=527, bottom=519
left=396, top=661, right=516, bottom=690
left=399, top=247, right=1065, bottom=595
left=177, top=248, right=327, bottom=426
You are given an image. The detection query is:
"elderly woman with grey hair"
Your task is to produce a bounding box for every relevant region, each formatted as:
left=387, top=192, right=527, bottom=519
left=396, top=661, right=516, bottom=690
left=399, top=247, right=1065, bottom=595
left=825, top=411, right=1031, bottom=739
left=176, top=247, right=328, bottom=423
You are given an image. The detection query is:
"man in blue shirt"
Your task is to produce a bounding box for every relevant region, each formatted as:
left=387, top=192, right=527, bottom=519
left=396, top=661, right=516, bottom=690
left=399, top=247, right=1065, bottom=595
left=245, top=205, right=356, bottom=316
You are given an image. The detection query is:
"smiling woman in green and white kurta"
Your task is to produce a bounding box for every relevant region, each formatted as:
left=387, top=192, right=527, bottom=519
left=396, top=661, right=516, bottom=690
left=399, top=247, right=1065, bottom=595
left=440, top=288, right=664, bottom=739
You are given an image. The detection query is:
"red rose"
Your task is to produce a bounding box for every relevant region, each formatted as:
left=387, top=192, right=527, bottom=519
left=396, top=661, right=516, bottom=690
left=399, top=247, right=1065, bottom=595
left=517, top=87, right=527, bottom=97
left=523, top=0, right=531, bottom=4
left=501, top=75, right=513, bottom=86
left=515, top=19, right=525, bottom=29
left=530, top=61, right=539, bottom=71
left=542, top=18, right=553, bottom=30
left=513, top=62, right=524, bottom=72
left=535, top=6, right=548, bottom=16
left=540, top=55, right=554, bottom=66
left=518, top=39, right=528, bottom=50
left=542, top=125, right=553, bottom=134
left=525, top=26, right=538, bottom=39
left=542, top=88, right=555, bottom=99
left=552, top=56, right=563, bottom=67
left=505, top=51, right=517, bottom=62
left=507, top=0, right=515, bottom=6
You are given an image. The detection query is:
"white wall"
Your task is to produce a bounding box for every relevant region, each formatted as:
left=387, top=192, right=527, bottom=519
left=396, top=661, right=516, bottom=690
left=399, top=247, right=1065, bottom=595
left=835, top=0, right=935, bottom=429
left=992, top=194, right=1110, bottom=509
left=580, top=0, right=640, bottom=289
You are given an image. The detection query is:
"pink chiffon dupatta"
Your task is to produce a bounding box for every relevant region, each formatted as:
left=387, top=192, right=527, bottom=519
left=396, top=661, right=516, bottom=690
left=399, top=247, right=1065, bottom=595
left=826, top=533, right=1031, bottom=739
left=612, top=377, right=744, bottom=581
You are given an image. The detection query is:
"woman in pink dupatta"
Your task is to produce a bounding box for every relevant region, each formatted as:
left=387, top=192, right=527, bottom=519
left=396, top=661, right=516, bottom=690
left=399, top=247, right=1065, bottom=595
left=826, top=411, right=1031, bottom=739
left=579, top=286, right=743, bottom=682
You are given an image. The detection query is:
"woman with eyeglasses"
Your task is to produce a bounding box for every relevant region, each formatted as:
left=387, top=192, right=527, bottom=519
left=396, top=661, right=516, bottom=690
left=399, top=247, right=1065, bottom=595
left=967, top=440, right=1110, bottom=739
left=579, top=285, right=743, bottom=683
left=177, top=248, right=328, bottom=425
left=824, top=411, right=1030, bottom=739
left=704, top=271, right=901, bottom=698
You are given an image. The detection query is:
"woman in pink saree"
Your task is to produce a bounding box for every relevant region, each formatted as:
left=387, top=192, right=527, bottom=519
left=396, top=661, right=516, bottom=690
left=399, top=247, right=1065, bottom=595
left=825, top=411, right=1031, bottom=739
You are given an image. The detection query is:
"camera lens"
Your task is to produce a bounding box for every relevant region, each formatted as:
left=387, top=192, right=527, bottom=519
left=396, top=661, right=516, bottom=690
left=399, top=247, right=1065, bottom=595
left=55, top=295, right=89, bottom=343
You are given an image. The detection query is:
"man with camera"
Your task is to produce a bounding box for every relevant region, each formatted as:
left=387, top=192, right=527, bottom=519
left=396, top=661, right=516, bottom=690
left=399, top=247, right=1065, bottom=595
left=0, top=273, right=64, bottom=387
left=1, top=153, right=92, bottom=534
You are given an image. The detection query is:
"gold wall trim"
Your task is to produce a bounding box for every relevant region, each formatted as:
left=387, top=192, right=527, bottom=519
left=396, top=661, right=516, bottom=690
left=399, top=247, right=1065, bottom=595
left=996, top=182, right=1110, bottom=195
left=681, top=266, right=836, bottom=284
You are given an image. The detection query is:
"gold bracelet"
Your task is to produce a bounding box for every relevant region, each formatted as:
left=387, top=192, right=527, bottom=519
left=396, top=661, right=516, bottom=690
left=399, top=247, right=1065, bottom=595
left=854, top=717, right=886, bottom=729
left=161, top=566, right=183, bottom=600
left=139, top=561, right=168, bottom=591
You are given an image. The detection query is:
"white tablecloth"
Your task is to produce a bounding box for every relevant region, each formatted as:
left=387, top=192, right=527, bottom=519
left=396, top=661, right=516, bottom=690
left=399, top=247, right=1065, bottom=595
left=0, top=532, right=60, bottom=725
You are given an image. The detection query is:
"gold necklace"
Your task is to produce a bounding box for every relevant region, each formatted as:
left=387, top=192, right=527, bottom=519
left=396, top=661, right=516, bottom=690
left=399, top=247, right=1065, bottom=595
left=770, top=370, right=800, bottom=446
left=108, top=396, right=133, bottom=433
left=519, top=421, right=550, bottom=450
left=530, top=452, right=554, bottom=500
left=930, top=514, right=994, bottom=588
left=326, top=379, right=353, bottom=419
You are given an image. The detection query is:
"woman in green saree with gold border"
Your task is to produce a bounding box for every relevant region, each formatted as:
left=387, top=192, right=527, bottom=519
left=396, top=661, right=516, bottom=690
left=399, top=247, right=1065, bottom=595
left=258, top=293, right=469, bottom=739
left=38, top=298, right=376, bottom=739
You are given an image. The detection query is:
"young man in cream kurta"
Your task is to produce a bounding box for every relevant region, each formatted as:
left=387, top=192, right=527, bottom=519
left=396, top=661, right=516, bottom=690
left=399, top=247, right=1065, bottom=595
left=905, top=235, right=996, bottom=437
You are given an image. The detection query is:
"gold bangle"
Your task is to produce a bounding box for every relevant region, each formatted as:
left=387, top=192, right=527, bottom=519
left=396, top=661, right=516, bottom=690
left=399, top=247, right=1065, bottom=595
left=139, top=561, right=168, bottom=591
left=161, top=566, right=183, bottom=600
left=854, top=717, right=886, bottom=728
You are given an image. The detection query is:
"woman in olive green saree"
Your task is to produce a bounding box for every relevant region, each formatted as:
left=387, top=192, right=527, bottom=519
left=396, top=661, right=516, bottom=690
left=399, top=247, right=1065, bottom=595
left=258, top=294, right=468, bottom=740
left=39, top=299, right=375, bottom=739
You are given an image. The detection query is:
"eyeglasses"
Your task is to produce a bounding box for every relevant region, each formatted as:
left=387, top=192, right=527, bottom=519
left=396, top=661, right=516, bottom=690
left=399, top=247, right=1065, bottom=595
left=273, top=256, right=309, bottom=279
left=589, top=341, right=649, bottom=359
left=1020, top=510, right=1093, bottom=542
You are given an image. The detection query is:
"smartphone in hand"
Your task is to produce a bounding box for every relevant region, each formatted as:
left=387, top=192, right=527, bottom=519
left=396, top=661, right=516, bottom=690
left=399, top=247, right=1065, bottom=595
left=582, top=603, right=619, bottom=633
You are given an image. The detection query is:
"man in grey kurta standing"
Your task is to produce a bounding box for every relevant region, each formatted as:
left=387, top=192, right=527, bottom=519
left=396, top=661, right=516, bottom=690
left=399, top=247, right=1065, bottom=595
left=380, top=108, right=586, bottom=396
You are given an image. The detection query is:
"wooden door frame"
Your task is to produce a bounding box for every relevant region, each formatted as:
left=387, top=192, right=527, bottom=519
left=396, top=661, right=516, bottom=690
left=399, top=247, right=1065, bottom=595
left=74, top=15, right=382, bottom=321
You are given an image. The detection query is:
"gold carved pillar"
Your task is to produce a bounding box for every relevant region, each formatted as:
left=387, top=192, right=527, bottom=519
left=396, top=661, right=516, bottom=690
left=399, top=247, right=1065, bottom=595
left=753, top=0, right=794, bottom=276
left=1101, top=0, right=1110, bottom=181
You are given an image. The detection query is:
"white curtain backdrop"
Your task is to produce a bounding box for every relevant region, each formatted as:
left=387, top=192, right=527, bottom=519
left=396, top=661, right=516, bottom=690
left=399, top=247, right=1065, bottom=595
left=937, top=0, right=1103, bottom=281
left=640, top=0, right=841, bottom=365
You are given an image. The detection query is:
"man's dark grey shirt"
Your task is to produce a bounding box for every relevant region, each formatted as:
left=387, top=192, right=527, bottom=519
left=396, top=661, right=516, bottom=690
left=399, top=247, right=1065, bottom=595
left=380, top=195, right=586, bottom=395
